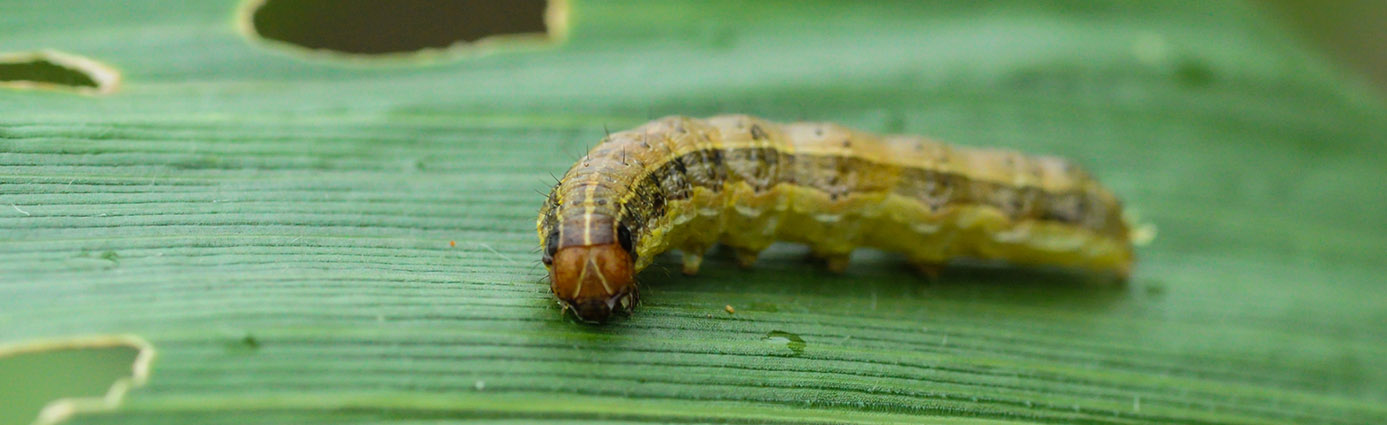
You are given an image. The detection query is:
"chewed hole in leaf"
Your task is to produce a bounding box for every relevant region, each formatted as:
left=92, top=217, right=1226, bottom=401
left=0, top=51, right=120, bottom=94
left=0, top=335, right=153, bottom=425
left=244, top=0, right=566, bottom=56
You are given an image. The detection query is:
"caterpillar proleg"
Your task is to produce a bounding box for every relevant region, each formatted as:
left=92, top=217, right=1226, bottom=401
left=538, top=115, right=1134, bottom=323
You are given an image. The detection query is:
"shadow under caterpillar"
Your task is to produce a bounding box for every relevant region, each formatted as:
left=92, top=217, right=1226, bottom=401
left=538, top=115, right=1134, bottom=323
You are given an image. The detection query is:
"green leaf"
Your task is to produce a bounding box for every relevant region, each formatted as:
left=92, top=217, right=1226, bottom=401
left=3, top=1, right=1385, bottom=424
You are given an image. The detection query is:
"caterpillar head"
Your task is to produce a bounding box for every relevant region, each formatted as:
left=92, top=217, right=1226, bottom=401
left=542, top=217, right=638, bottom=323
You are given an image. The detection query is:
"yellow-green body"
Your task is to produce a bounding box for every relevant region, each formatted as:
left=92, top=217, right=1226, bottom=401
left=540, top=115, right=1133, bottom=283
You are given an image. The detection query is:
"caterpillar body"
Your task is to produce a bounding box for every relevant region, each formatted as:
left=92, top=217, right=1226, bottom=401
left=538, top=115, right=1133, bottom=323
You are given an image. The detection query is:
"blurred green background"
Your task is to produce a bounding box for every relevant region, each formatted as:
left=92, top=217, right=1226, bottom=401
left=2, top=1, right=1385, bottom=424
left=1263, top=0, right=1387, bottom=94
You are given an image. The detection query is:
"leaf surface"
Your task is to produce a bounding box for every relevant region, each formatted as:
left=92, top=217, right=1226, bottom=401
left=2, top=1, right=1385, bottom=424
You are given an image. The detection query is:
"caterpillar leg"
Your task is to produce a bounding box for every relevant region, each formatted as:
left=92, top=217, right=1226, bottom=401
left=911, top=261, right=944, bottom=281
left=681, top=250, right=704, bottom=275
left=823, top=255, right=851, bottom=273
left=809, top=250, right=852, bottom=274
left=732, top=248, right=761, bottom=269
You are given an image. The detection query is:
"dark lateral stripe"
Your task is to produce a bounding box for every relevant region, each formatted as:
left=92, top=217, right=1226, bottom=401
left=611, top=147, right=1122, bottom=241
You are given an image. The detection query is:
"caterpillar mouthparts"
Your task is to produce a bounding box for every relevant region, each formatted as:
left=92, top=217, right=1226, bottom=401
left=539, top=115, right=1135, bottom=323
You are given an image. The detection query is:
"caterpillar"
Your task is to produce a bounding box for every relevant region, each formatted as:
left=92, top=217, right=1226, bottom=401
left=538, top=115, right=1134, bottom=323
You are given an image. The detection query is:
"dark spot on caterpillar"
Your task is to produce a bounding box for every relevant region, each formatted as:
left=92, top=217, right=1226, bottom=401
left=706, top=149, right=728, bottom=182
left=650, top=193, right=665, bottom=218
left=750, top=124, right=768, bottom=141
left=814, top=127, right=825, bottom=137
left=752, top=148, right=779, bottom=191
left=756, top=147, right=779, bottom=191
left=542, top=230, right=559, bottom=265
left=617, top=224, right=634, bottom=254
left=672, top=156, right=688, bottom=174
left=597, top=199, right=607, bottom=206
left=996, top=188, right=1022, bottom=216
left=842, top=140, right=851, bottom=148
left=903, top=170, right=954, bottom=212
left=657, top=157, right=692, bottom=200
left=832, top=155, right=855, bottom=191
left=777, top=151, right=797, bottom=184
left=762, top=147, right=779, bottom=165
left=1043, top=192, right=1077, bottom=223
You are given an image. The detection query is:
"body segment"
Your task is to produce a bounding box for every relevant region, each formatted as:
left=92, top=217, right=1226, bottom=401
left=539, top=115, right=1133, bottom=323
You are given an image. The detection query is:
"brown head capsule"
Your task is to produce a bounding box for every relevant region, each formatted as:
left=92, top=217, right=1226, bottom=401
left=541, top=214, right=638, bottom=323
